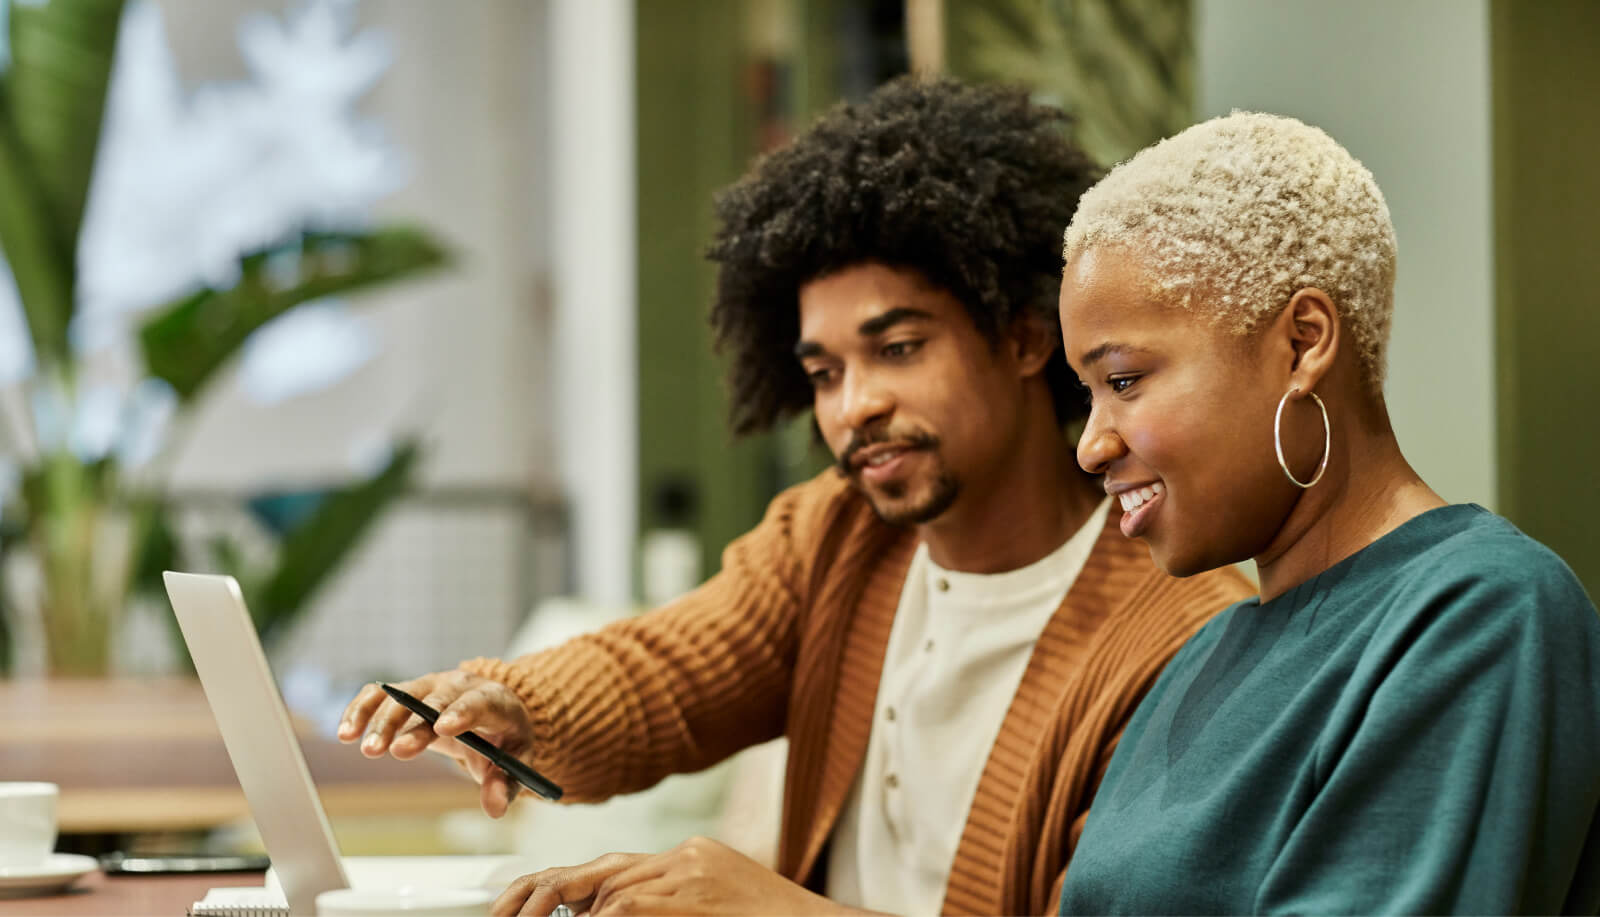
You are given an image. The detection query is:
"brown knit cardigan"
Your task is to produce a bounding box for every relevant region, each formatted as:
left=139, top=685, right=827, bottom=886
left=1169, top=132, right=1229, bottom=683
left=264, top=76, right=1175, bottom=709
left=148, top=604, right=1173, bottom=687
left=463, top=471, right=1253, bottom=915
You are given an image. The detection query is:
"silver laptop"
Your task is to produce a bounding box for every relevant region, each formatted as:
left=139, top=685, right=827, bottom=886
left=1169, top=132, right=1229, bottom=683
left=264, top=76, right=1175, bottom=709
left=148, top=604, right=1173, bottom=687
left=164, top=572, right=350, bottom=915
left=164, top=573, right=521, bottom=915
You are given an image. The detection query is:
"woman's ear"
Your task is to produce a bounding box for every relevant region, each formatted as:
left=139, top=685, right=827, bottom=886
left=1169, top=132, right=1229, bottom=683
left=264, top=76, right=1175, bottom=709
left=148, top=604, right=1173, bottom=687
left=1273, top=287, right=1340, bottom=393
left=1010, top=316, right=1061, bottom=378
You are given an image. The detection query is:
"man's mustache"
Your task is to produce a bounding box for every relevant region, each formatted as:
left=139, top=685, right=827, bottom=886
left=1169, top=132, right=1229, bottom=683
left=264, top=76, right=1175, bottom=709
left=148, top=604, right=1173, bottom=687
left=837, top=429, right=940, bottom=475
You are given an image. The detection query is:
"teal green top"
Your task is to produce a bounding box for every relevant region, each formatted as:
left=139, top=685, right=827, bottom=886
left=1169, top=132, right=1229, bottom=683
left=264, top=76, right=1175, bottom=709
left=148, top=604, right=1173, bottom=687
left=1059, top=505, right=1600, bottom=914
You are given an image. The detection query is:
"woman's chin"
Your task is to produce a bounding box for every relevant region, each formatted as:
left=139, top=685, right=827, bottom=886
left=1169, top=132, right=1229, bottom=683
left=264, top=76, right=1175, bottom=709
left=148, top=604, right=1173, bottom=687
left=1146, top=539, right=1214, bottom=579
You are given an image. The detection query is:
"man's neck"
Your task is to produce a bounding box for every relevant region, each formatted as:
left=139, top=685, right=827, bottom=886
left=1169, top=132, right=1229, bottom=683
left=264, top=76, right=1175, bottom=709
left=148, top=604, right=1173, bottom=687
left=918, top=435, right=1104, bottom=575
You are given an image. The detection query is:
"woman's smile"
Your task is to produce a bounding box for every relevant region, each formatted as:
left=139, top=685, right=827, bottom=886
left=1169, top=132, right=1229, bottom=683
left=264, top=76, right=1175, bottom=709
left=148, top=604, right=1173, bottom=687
left=1110, top=480, right=1165, bottom=538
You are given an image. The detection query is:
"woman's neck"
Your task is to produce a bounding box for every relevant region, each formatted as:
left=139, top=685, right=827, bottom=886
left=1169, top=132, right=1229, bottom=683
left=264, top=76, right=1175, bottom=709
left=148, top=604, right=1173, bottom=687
left=1254, top=416, right=1446, bottom=602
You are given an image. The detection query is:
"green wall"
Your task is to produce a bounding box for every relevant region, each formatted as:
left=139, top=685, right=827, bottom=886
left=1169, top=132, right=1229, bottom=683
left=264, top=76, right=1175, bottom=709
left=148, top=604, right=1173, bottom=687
left=1492, top=0, right=1600, bottom=598
left=634, top=1, right=844, bottom=586
left=635, top=0, right=771, bottom=583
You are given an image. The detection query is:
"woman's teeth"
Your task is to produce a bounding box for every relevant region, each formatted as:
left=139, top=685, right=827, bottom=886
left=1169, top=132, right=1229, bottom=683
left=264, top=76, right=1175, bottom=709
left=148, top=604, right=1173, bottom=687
left=1118, top=482, right=1164, bottom=513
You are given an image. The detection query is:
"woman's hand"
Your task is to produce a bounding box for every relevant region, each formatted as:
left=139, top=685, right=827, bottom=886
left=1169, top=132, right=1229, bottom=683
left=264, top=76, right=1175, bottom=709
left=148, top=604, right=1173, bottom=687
left=338, top=669, right=534, bottom=818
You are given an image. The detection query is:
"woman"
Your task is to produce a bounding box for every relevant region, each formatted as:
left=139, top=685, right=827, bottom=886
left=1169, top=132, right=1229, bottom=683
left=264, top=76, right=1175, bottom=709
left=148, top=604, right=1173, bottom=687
left=1055, top=112, right=1600, bottom=914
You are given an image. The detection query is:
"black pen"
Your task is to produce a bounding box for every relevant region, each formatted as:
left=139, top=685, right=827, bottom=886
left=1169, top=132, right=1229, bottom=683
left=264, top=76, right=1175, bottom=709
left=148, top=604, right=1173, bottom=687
left=379, top=682, right=564, bottom=802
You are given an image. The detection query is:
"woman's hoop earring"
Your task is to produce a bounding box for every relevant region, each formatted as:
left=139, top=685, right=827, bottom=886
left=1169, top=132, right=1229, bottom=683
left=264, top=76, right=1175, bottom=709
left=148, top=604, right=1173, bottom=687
left=1274, top=387, right=1330, bottom=489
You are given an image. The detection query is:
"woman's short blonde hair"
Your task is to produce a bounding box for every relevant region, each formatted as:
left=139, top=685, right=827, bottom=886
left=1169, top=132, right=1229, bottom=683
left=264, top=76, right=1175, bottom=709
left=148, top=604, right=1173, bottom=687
left=1062, top=111, right=1397, bottom=390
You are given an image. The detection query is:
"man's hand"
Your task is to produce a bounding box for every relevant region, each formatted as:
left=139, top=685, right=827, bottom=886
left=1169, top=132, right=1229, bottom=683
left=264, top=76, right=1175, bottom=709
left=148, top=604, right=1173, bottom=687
left=491, top=852, right=647, bottom=916
left=337, top=669, right=534, bottom=818
left=493, top=838, right=861, bottom=916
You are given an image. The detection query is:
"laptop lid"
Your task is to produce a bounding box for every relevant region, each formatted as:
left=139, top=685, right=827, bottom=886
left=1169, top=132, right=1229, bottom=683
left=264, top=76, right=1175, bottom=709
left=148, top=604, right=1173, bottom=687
left=164, top=571, right=349, bottom=916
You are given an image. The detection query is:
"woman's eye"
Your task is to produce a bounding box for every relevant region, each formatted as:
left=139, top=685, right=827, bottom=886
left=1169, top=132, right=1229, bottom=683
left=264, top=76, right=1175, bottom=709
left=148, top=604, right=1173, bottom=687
left=807, top=368, right=835, bottom=387
left=1108, top=375, right=1139, bottom=394
left=882, top=340, right=921, bottom=359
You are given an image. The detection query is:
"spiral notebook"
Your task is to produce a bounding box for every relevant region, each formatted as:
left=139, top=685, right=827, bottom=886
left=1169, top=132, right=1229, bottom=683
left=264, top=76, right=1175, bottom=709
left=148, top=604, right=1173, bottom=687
left=188, top=886, right=285, bottom=917
left=165, top=573, right=519, bottom=916
left=184, top=859, right=522, bottom=917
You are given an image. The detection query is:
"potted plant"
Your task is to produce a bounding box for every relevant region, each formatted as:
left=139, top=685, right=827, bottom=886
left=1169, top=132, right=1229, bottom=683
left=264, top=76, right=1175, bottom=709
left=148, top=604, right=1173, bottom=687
left=0, top=0, right=447, bottom=675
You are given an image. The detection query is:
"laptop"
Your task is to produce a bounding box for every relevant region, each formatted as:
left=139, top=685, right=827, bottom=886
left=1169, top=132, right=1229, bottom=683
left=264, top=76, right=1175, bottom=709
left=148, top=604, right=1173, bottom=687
left=163, top=572, right=518, bottom=915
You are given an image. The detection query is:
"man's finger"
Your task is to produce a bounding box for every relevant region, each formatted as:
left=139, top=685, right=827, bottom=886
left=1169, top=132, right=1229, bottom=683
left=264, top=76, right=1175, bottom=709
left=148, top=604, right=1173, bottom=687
left=454, top=746, right=493, bottom=782
left=496, top=874, right=587, bottom=917
left=491, top=872, right=565, bottom=917
left=589, top=856, right=673, bottom=916
left=361, top=677, right=439, bottom=752
left=432, top=683, right=514, bottom=740
left=358, top=697, right=408, bottom=756
left=590, top=883, right=679, bottom=916
left=493, top=854, right=645, bottom=917
left=480, top=769, right=516, bottom=818
left=337, top=683, right=388, bottom=742
left=382, top=687, right=466, bottom=760
left=388, top=721, right=439, bottom=760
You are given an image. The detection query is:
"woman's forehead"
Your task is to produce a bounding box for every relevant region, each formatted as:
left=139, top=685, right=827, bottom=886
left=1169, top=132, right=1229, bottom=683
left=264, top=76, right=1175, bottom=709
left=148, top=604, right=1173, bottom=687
left=1060, top=250, right=1164, bottom=328
left=1059, top=251, right=1226, bottom=363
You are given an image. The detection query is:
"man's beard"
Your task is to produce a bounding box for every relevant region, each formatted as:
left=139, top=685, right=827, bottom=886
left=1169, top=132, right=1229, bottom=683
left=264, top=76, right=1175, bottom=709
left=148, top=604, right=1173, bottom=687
left=837, top=430, right=962, bottom=526
left=869, top=467, right=961, bottom=526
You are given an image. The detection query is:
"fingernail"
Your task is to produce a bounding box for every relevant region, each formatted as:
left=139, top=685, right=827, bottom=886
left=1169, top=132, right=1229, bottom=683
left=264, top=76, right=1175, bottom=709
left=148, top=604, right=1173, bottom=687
left=362, top=734, right=381, bottom=751
left=437, top=712, right=460, bottom=730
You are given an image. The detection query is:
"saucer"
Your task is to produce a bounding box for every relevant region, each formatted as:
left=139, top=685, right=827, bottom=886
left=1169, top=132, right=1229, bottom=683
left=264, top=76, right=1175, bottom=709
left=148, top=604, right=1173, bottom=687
left=0, top=853, right=99, bottom=897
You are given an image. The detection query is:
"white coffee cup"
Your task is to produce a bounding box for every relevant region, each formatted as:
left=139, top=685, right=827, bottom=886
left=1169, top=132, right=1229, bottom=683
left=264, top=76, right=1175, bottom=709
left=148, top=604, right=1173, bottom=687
left=0, top=782, right=58, bottom=868
left=315, top=886, right=495, bottom=916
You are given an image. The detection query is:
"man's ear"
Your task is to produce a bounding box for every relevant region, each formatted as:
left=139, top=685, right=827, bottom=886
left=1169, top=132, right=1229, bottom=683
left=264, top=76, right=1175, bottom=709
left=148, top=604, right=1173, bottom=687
left=1269, top=287, right=1340, bottom=393
left=1010, top=316, right=1060, bottom=378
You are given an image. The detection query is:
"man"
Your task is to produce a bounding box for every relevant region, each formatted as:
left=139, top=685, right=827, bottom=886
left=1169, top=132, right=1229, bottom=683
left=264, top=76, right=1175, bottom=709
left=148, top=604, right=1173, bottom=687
left=342, top=77, right=1252, bottom=916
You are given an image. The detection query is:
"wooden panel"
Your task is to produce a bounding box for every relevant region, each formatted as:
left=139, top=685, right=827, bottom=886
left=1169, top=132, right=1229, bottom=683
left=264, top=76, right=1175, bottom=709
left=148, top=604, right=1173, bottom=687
left=0, top=678, right=480, bottom=834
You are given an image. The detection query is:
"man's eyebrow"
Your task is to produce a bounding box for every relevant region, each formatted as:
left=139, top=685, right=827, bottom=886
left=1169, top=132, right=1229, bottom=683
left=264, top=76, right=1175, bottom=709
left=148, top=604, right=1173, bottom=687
left=858, top=307, right=933, bottom=338
left=795, top=307, right=935, bottom=359
left=1078, top=342, right=1148, bottom=368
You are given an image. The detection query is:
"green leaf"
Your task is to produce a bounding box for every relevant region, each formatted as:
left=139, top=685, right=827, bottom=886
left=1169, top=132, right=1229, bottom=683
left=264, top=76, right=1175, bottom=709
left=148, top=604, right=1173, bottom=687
left=207, top=535, right=250, bottom=588
left=247, top=440, right=421, bottom=647
left=949, top=0, right=1193, bottom=166
left=0, top=0, right=124, bottom=367
left=0, top=98, right=74, bottom=366
left=125, top=499, right=178, bottom=601
left=2, top=0, right=123, bottom=250
left=138, top=228, right=449, bottom=402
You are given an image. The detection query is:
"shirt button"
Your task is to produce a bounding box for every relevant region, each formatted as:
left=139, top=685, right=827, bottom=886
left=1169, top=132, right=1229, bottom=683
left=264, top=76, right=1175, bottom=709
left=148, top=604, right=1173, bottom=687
left=924, top=639, right=935, bottom=653
left=886, top=773, right=900, bottom=789
left=936, top=577, right=950, bottom=592
left=885, top=706, right=896, bottom=722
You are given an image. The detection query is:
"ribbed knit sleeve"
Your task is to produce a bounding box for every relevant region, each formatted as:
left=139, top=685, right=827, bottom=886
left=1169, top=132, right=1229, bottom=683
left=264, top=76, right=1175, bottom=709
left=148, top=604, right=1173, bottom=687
left=461, top=474, right=855, bottom=803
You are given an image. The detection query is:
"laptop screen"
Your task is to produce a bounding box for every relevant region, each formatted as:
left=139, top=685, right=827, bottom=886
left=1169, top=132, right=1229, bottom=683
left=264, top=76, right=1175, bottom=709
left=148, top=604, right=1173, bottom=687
left=164, top=572, right=350, bottom=916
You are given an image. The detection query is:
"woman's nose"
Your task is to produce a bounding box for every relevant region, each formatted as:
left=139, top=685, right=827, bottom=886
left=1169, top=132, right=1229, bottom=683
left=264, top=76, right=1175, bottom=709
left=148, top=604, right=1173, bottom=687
left=1076, top=411, right=1126, bottom=475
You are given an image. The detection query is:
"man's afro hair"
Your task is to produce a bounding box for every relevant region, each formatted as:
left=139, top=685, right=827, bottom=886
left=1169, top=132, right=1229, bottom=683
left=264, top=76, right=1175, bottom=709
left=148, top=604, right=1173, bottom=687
left=707, top=76, right=1101, bottom=435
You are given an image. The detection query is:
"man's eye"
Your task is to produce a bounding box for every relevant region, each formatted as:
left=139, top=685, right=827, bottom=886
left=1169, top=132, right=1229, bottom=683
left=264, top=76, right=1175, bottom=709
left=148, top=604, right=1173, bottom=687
left=807, top=368, right=835, bottom=387
left=882, top=340, right=921, bottom=359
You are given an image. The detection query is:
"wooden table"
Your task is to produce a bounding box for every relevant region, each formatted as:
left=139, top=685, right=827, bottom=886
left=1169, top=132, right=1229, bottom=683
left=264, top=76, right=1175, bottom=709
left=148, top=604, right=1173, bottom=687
left=0, top=677, right=480, bottom=834
left=0, top=869, right=261, bottom=916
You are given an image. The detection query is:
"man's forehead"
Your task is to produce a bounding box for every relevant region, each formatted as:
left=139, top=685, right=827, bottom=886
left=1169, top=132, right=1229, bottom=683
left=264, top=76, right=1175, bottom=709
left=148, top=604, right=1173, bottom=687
left=797, top=277, right=958, bottom=338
